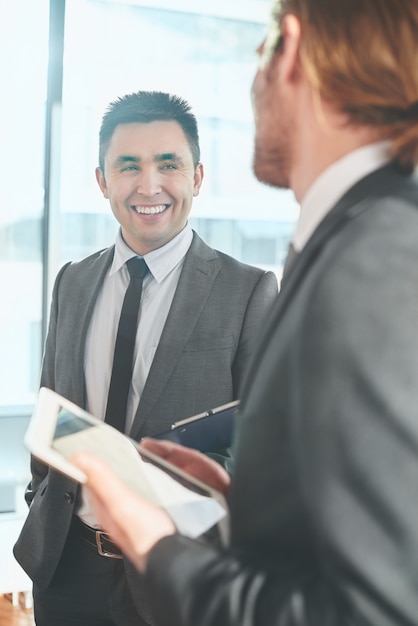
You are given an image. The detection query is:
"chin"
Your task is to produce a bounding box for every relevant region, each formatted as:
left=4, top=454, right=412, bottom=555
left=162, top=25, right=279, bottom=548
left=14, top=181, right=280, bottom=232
left=253, top=158, right=289, bottom=190
left=252, top=140, right=291, bottom=190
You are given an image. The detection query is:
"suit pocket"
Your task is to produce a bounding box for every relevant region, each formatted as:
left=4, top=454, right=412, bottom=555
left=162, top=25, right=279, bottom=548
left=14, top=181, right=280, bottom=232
left=184, top=332, right=234, bottom=352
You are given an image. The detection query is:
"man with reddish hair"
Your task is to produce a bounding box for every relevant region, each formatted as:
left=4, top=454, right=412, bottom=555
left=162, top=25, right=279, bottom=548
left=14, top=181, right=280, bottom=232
left=74, top=1, right=418, bottom=624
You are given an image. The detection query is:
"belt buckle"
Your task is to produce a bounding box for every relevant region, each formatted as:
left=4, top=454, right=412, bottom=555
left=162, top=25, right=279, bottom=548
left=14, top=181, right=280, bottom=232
left=95, top=530, right=123, bottom=559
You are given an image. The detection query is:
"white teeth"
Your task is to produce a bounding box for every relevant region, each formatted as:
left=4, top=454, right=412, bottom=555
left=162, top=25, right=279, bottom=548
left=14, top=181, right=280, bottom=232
left=134, top=204, right=167, bottom=214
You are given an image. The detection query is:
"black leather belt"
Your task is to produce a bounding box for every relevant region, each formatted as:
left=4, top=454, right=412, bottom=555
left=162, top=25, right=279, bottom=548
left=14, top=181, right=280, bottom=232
left=74, top=517, right=123, bottom=559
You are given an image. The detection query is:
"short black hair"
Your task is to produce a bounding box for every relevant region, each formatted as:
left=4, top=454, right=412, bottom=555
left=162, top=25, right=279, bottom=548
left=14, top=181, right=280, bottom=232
left=98, top=91, right=200, bottom=170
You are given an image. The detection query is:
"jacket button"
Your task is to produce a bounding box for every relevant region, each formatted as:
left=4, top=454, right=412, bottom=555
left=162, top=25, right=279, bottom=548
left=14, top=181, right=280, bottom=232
left=64, top=491, right=74, bottom=504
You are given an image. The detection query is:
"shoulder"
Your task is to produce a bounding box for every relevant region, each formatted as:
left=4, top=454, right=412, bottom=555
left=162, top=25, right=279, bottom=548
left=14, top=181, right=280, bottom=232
left=300, top=171, right=418, bottom=332
left=310, top=164, right=418, bottom=285
left=56, top=245, right=114, bottom=281
left=63, top=245, right=114, bottom=273
left=52, top=245, right=114, bottom=296
left=189, top=230, right=277, bottom=283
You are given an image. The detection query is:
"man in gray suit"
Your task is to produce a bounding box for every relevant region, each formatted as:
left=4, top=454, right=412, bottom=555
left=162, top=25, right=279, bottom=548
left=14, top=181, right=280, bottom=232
left=13, top=91, right=278, bottom=625
left=71, top=1, right=418, bottom=625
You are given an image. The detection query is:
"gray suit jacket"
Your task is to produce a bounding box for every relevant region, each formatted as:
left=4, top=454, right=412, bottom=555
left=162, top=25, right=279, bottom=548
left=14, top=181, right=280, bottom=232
left=14, top=231, right=277, bottom=619
left=144, top=165, right=418, bottom=625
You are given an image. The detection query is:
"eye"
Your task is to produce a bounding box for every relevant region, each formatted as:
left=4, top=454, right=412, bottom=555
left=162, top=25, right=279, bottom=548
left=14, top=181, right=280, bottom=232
left=161, top=163, right=177, bottom=170
left=121, top=165, right=139, bottom=172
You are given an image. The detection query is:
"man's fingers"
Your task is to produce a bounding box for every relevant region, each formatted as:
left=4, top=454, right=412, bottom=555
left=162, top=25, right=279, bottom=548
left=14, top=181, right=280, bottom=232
left=141, top=438, right=231, bottom=493
left=71, top=451, right=176, bottom=573
left=72, top=452, right=127, bottom=503
left=140, top=437, right=189, bottom=460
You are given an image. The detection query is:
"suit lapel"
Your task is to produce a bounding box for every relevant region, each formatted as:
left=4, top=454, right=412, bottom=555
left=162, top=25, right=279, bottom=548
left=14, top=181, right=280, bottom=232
left=71, top=247, right=115, bottom=407
left=130, top=234, right=220, bottom=438
left=241, top=164, right=401, bottom=401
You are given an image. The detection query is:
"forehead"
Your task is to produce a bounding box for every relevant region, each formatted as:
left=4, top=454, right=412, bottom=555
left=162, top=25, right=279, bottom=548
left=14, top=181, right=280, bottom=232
left=105, top=120, right=193, bottom=162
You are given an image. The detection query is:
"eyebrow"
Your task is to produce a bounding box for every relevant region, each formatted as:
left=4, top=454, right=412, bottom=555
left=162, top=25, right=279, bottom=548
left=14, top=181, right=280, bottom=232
left=112, top=153, right=185, bottom=167
left=113, top=155, right=140, bottom=167
left=155, top=152, right=184, bottom=165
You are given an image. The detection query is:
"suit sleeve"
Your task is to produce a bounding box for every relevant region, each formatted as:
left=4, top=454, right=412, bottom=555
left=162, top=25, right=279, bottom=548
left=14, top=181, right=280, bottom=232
left=207, top=269, right=277, bottom=471
left=144, top=208, right=418, bottom=625
left=25, top=262, right=70, bottom=506
left=231, top=270, right=278, bottom=397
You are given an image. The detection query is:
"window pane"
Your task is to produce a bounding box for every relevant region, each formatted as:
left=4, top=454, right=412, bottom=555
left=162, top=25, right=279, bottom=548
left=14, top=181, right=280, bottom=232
left=55, top=0, right=298, bottom=282
left=0, top=0, right=49, bottom=415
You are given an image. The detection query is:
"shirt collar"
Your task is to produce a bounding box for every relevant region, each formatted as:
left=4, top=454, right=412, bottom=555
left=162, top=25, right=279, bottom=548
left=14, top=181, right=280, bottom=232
left=293, top=140, right=392, bottom=251
left=110, top=223, right=193, bottom=283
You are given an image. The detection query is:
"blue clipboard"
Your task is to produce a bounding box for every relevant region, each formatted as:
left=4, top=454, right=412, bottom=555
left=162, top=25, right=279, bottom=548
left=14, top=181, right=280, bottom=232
left=151, top=400, right=239, bottom=452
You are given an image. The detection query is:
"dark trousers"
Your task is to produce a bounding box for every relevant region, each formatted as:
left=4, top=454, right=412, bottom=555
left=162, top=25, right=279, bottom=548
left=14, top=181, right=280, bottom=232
left=33, top=519, right=151, bottom=626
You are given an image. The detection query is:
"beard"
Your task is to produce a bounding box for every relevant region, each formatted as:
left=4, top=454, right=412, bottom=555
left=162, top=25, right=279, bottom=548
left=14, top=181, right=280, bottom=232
left=252, top=124, right=292, bottom=190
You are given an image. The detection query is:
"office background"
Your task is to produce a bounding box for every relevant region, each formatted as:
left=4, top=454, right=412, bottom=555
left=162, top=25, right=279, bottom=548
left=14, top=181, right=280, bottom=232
left=0, top=0, right=298, bottom=515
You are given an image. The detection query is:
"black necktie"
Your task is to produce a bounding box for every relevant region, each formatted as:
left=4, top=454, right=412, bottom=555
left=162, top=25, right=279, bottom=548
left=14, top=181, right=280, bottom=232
left=104, top=257, right=149, bottom=432
left=281, top=242, right=298, bottom=280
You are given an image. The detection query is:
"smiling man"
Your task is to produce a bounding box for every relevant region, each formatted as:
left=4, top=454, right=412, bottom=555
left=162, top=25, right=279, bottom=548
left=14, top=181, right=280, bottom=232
left=96, top=119, right=204, bottom=255
left=14, top=91, right=278, bottom=626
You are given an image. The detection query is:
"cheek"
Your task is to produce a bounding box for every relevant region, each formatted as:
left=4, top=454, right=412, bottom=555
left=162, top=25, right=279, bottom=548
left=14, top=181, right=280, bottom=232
left=110, top=180, right=137, bottom=202
left=251, top=69, right=268, bottom=117
left=171, top=178, right=196, bottom=201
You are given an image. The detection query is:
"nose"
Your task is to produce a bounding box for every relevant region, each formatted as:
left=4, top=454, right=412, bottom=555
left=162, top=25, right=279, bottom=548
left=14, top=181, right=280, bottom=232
left=135, top=167, right=162, bottom=196
left=256, top=41, right=264, bottom=56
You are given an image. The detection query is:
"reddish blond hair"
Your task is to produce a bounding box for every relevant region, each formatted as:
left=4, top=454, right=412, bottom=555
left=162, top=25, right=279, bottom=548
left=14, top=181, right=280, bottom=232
left=271, top=0, right=418, bottom=170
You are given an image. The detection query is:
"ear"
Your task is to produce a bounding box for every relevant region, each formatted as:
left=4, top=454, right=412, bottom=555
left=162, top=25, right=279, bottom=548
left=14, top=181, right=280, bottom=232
left=95, top=167, right=109, bottom=199
left=276, top=14, right=301, bottom=83
left=193, top=163, right=204, bottom=197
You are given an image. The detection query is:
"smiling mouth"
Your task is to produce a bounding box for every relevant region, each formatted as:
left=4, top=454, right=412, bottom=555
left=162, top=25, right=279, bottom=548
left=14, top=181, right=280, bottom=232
left=131, top=204, right=169, bottom=215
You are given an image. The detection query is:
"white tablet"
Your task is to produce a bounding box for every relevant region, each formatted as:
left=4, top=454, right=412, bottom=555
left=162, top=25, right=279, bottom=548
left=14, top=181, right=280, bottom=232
left=25, top=387, right=230, bottom=542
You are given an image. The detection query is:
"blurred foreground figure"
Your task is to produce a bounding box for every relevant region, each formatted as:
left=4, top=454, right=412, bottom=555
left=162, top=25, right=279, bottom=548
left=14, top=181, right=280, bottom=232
left=74, top=1, right=418, bottom=624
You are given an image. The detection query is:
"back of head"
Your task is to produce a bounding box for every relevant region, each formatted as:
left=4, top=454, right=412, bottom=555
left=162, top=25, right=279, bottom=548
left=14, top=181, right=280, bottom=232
left=271, top=0, right=418, bottom=171
left=98, top=91, right=200, bottom=170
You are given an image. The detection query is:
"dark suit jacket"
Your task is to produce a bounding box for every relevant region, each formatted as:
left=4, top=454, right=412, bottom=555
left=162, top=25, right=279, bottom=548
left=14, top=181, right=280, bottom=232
left=144, top=164, right=418, bottom=625
left=13, top=231, right=277, bottom=621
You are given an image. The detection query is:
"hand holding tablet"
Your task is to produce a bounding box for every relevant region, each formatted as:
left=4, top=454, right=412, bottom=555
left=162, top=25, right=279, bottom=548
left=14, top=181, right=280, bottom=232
left=25, top=388, right=230, bottom=542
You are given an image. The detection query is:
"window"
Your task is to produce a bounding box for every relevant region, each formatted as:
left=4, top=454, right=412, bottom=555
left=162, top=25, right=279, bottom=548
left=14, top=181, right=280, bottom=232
left=55, top=0, right=298, bottom=277
left=0, top=0, right=298, bottom=421
left=0, top=0, right=49, bottom=414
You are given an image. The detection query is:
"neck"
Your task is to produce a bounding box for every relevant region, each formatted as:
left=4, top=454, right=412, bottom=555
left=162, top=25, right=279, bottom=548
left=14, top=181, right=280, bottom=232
left=290, top=90, right=382, bottom=202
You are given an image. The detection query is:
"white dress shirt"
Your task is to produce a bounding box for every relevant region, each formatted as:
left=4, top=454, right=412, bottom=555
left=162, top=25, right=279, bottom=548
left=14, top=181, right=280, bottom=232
left=293, top=141, right=392, bottom=252
left=79, top=223, right=193, bottom=526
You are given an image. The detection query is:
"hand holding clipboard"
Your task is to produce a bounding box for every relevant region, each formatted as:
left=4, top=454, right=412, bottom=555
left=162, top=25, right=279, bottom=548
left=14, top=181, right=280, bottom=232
left=151, top=401, right=240, bottom=452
